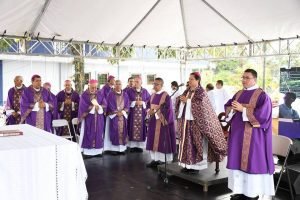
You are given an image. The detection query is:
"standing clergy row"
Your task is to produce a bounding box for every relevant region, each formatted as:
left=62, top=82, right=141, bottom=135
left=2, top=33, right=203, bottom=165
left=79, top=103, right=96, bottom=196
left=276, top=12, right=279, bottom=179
left=6, top=75, right=80, bottom=139
left=5, top=73, right=227, bottom=170
left=78, top=76, right=178, bottom=164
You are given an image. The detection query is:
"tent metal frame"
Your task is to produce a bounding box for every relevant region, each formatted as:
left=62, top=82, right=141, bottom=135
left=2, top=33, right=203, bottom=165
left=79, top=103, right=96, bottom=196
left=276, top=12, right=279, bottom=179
left=1, top=35, right=300, bottom=61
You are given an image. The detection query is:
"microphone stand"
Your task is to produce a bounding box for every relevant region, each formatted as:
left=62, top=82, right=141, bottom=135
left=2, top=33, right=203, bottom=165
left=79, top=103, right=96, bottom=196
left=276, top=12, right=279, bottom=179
left=147, top=87, right=180, bottom=185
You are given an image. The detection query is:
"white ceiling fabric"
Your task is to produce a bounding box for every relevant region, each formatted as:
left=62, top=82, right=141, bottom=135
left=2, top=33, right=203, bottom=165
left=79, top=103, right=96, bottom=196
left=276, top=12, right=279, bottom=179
left=0, top=0, right=299, bottom=47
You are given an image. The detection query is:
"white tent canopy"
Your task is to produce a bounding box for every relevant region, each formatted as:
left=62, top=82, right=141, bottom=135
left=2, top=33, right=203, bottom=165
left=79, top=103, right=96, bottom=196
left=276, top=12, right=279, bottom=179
left=0, top=0, right=300, bottom=48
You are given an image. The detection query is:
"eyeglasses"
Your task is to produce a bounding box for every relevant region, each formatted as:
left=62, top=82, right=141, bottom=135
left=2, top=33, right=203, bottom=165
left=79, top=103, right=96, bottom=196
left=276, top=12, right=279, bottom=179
left=241, top=76, right=254, bottom=80
left=153, top=83, right=161, bottom=86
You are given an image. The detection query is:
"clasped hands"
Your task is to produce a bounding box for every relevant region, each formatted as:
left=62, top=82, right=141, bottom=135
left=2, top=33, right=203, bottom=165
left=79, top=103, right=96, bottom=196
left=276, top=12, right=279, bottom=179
left=64, top=99, right=72, bottom=105
left=38, top=100, right=46, bottom=108
left=231, top=100, right=244, bottom=112
left=180, top=95, right=188, bottom=103
left=135, top=100, right=143, bottom=106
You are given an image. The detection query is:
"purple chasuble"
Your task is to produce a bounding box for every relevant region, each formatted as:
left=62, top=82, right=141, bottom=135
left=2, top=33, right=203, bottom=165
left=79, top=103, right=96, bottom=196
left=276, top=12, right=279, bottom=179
left=56, top=89, right=80, bottom=135
left=146, top=91, right=177, bottom=154
left=106, top=90, right=130, bottom=146
left=225, top=88, right=274, bottom=174
left=6, top=85, right=26, bottom=125
left=78, top=90, right=106, bottom=149
left=20, top=86, right=54, bottom=132
left=127, top=87, right=150, bottom=142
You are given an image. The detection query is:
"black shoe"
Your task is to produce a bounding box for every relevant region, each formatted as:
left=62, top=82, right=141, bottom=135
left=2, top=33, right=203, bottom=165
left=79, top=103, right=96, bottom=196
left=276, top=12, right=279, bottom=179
left=111, top=151, right=118, bottom=156
left=230, top=194, right=245, bottom=200
left=95, top=154, right=103, bottom=157
left=82, top=154, right=94, bottom=159
left=119, top=151, right=126, bottom=155
left=180, top=168, right=188, bottom=173
left=244, top=196, right=259, bottom=200
left=146, top=160, right=156, bottom=168
left=186, top=169, right=199, bottom=174
left=136, top=148, right=143, bottom=153
left=156, top=161, right=165, bottom=165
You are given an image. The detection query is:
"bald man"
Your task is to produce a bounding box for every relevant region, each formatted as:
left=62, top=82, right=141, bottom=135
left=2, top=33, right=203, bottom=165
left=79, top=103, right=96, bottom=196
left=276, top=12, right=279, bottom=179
left=5, top=76, right=26, bottom=124
left=56, top=80, right=80, bottom=139
left=126, top=77, right=150, bottom=152
left=78, top=80, right=106, bottom=157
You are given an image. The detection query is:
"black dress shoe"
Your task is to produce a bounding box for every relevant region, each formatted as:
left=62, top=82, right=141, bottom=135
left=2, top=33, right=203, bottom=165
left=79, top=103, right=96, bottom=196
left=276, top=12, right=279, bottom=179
left=180, top=168, right=188, bottom=173
left=245, top=196, right=259, bottom=200
left=136, top=148, right=143, bottom=153
left=95, top=154, right=103, bottom=157
left=82, top=154, right=94, bottom=159
left=146, top=160, right=156, bottom=168
left=230, top=194, right=245, bottom=200
left=110, top=151, right=118, bottom=156
left=185, top=169, right=199, bottom=174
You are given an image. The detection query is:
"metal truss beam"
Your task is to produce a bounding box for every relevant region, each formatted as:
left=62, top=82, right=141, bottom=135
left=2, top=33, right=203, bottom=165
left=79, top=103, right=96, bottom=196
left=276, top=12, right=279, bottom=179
left=1, top=36, right=300, bottom=61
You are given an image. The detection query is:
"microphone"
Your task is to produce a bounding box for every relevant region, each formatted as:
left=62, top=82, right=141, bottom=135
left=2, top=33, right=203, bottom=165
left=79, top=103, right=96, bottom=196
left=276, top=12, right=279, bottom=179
left=178, top=83, right=185, bottom=87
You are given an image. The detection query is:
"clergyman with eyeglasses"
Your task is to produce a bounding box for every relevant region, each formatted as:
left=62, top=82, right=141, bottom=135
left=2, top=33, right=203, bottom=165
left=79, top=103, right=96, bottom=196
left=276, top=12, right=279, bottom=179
left=225, top=69, right=275, bottom=200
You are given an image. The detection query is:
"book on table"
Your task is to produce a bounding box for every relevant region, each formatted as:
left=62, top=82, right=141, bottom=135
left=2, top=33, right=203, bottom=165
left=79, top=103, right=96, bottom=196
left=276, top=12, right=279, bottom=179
left=0, top=130, right=23, bottom=137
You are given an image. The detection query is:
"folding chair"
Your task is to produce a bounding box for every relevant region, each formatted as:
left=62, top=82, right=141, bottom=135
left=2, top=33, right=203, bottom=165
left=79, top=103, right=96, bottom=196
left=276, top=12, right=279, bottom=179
left=71, top=118, right=80, bottom=143
left=52, top=119, right=73, bottom=141
left=272, top=134, right=294, bottom=199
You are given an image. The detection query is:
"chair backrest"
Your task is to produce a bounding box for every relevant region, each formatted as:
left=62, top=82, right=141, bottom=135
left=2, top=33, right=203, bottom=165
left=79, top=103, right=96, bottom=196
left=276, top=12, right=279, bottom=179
left=272, top=134, right=293, bottom=157
left=52, top=119, right=69, bottom=128
left=71, top=118, right=79, bottom=125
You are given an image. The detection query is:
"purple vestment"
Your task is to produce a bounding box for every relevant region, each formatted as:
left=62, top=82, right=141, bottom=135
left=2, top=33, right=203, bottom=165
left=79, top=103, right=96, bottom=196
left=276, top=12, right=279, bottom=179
left=225, top=88, right=274, bottom=174
left=101, top=83, right=113, bottom=99
left=127, top=88, right=150, bottom=142
left=20, top=86, right=54, bottom=132
left=106, top=90, right=130, bottom=146
left=57, top=89, right=80, bottom=121
left=6, top=85, right=26, bottom=125
left=146, top=91, right=177, bottom=154
left=78, top=89, right=106, bottom=149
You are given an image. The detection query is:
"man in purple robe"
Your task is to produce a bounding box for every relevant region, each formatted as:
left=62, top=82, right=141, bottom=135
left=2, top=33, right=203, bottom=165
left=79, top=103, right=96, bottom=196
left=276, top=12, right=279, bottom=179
left=176, top=72, right=227, bottom=174
left=78, top=79, right=106, bottom=157
left=100, top=75, right=115, bottom=99
left=123, top=77, right=135, bottom=94
left=146, top=77, right=176, bottom=168
left=20, top=75, right=54, bottom=132
left=56, top=80, right=80, bottom=139
left=104, top=80, right=130, bottom=155
left=43, top=82, right=57, bottom=130
left=127, top=76, right=150, bottom=152
left=225, top=69, right=274, bottom=200
left=5, top=76, right=26, bottom=125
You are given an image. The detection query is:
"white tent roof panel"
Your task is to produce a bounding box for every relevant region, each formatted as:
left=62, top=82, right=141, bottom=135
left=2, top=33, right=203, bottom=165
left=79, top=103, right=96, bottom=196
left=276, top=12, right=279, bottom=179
left=0, top=0, right=44, bottom=36
left=208, top=0, right=300, bottom=42
left=0, top=0, right=299, bottom=47
left=183, top=0, right=248, bottom=46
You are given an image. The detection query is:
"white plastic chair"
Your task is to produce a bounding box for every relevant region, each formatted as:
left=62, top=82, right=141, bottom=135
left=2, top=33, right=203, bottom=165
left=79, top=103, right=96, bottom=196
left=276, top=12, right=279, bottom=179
left=52, top=119, right=73, bottom=141
left=71, top=118, right=80, bottom=143
left=272, top=134, right=293, bottom=199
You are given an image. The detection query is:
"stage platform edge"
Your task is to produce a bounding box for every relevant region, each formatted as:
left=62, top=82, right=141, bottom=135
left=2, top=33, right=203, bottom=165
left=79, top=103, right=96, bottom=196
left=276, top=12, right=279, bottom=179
left=157, top=160, right=228, bottom=192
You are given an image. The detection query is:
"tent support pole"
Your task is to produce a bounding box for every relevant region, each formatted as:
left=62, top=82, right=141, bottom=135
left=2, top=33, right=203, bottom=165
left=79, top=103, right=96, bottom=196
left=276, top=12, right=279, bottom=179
left=119, top=0, right=161, bottom=46
left=29, top=0, right=52, bottom=35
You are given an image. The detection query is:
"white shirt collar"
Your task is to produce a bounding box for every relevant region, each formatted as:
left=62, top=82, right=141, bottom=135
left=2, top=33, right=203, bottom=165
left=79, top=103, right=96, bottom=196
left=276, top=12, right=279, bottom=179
left=33, top=87, right=41, bottom=92
left=65, top=89, right=72, bottom=93
left=155, top=90, right=164, bottom=94
left=116, top=91, right=122, bottom=94
left=244, top=84, right=259, bottom=90
left=15, top=85, right=23, bottom=89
